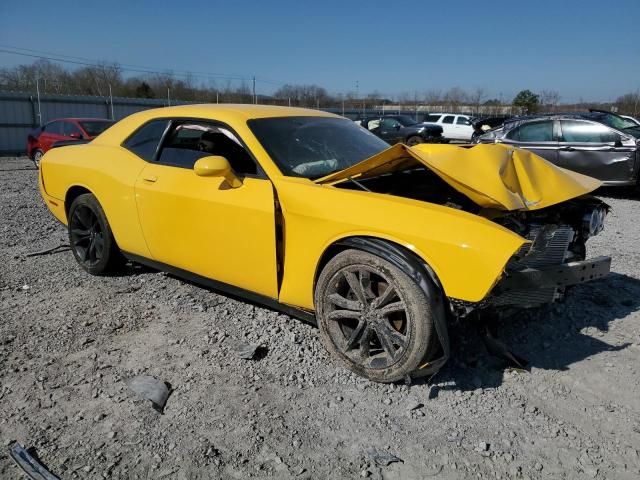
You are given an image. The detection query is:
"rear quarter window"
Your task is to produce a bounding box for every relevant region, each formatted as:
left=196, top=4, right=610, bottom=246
left=123, top=120, right=170, bottom=161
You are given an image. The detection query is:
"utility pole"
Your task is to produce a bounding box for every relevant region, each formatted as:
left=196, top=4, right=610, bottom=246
left=252, top=76, right=256, bottom=104
left=216, top=91, right=219, bottom=104
left=36, top=78, right=42, bottom=126
left=167, top=87, right=171, bottom=107
left=108, top=84, right=114, bottom=120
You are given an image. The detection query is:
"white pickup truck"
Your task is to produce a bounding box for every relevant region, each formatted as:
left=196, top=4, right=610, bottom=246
left=423, top=113, right=474, bottom=141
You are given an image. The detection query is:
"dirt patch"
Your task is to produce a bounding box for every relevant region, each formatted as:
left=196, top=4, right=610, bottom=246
left=1, top=156, right=639, bottom=479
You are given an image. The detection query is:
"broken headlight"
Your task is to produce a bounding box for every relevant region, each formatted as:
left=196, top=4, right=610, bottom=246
left=582, top=206, right=606, bottom=238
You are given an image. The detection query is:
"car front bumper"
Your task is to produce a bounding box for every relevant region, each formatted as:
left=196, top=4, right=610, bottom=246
left=488, top=256, right=611, bottom=308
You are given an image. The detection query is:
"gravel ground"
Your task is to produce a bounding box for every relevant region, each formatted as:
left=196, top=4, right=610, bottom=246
left=1, top=156, right=639, bottom=479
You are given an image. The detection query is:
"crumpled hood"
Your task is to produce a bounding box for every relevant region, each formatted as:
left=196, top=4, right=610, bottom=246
left=315, top=143, right=602, bottom=211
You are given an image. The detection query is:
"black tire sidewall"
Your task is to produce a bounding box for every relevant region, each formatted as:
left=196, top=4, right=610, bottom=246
left=406, top=136, right=423, bottom=146
left=67, top=193, right=118, bottom=275
left=315, top=249, right=438, bottom=383
left=33, top=149, right=44, bottom=168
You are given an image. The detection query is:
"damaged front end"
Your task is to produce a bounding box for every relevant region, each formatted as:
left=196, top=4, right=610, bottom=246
left=317, top=142, right=612, bottom=314
left=484, top=199, right=610, bottom=310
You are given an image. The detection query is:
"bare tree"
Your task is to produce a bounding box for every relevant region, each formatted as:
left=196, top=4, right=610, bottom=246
left=539, top=90, right=561, bottom=112
left=443, top=87, right=468, bottom=112
left=469, top=87, right=487, bottom=115
left=615, top=91, right=640, bottom=116
left=423, top=89, right=442, bottom=105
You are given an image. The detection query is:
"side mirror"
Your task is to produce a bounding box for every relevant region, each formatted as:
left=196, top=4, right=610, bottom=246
left=614, top=137, right=623, bottom=148
left=194, top=155, right=242, bottom=188
left=394, top=124, right=401, bottom=130
left=69, top=132, right=83, bottom=139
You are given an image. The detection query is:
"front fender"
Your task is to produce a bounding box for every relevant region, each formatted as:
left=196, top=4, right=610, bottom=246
left=274, top=178, right=527, bottom=309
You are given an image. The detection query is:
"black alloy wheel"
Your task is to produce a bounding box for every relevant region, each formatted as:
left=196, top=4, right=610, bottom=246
left=67, top=193, right=121, bottom=275
left=69, top=204, right=105, bottom=268
left=315, top=249, right=438, bottom=383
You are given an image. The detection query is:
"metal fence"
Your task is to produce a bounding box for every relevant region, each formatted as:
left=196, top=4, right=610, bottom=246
left=0, top=91, right=198, bottom=155
left=0, top=90, right=507, bottom=155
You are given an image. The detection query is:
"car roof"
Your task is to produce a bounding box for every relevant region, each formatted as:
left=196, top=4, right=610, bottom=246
left=96, top=104, right=341, bottom=146
left=141, top=104, right=337, bottom=121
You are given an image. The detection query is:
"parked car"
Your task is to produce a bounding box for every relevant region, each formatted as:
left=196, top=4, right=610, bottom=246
left=475, top=113, right=640, bottom=187
left=27, top=118, right=115, bottom=167
left=356, top=115, right=445, bottom=145
left=39, top=105, right=610, bottom=383
left=422, top=113, right=474, bottom=141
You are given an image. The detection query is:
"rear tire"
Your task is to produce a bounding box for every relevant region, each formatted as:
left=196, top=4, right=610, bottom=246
left=67, top=193, right=122, bottom=275
left=315, top=249, right=439, bottom=383
left=32, top=149, right=44, bottom=168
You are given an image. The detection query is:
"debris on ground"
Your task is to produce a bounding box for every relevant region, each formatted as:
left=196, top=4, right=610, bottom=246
left=235, top=342, right=259, bottom=360
left=8, top=441, right=60, bottom=480
left=125, top=375, right=170, bottom=412
left=365, top=447, right=403, bottom=466
left=24, top=244, right=70, bottom=258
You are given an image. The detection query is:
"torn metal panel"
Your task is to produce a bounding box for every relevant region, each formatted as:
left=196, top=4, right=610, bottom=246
left=316, top=143, right=602, bottom=211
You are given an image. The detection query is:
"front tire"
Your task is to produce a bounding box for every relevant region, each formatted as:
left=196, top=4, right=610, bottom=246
left=67, top=193, right=121, bottom=275
left=406, top=135, right=423, bottom=146
left=315, top=249, right=438, bottom=383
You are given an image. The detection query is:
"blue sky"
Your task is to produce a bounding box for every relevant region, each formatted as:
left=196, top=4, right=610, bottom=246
left=1, top=0, right=639, bottom=102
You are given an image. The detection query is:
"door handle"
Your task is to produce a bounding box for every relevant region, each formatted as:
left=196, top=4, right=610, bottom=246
left=559, top=146, right=575, bottom=151
left=142, top=175, right=158, bottom=183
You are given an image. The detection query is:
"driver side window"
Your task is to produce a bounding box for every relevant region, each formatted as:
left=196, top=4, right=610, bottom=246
left=381, top=118, right=399, bottom=129
left=507, top=121, right=553, bottom=142
left=156, top=121, right=257, bottom=175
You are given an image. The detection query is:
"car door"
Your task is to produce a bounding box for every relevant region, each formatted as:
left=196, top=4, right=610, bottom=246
left=557, top=119, right=638, bottom=182
left=38, top=121, right=67, bottom=151
left=439, top=115, right=456, bottom=139
left=133, top=119, right=279, bottom=298
left=501, top=119, right=559, bottom=164
left=452, top=115, right=473, bottom=141
left=378, top=118, right=403, bottom=144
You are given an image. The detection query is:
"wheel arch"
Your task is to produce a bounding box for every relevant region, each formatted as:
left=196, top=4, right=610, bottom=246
left=314, top=235, right=444, bottom=297
left=64, top=185, right=93, bottom=217
left=313, top=235, right=451, bottom=376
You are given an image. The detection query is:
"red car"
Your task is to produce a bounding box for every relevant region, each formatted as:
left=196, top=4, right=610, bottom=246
left=27, top=118, right=115, bottom=167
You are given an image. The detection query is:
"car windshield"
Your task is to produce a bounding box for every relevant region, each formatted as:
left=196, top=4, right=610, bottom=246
left=248, top=116, right=390, bottom=178
left=79, top=120, right=115, bottom=137
left=589, top=112, right=636, bottom=131
left=394, top=115, right=418, bottom=127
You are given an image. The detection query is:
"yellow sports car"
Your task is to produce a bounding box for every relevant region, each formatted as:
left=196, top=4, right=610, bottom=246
left=38, top=105, right=611, bottom=383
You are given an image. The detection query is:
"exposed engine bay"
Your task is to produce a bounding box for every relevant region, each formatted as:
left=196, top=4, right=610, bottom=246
left=336, top=165, right=610, bottom=311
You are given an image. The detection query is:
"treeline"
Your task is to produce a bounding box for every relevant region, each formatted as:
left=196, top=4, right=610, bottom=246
left=1, top=59, right=639, bottom=116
